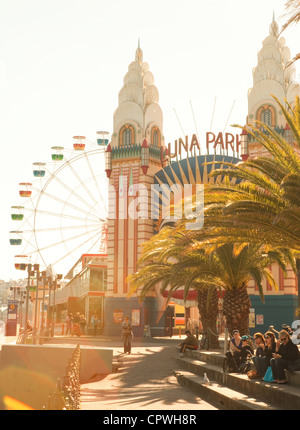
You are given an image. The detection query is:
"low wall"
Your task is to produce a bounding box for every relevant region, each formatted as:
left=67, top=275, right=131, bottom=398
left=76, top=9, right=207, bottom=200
left=0, top=344, right=113, bottom=410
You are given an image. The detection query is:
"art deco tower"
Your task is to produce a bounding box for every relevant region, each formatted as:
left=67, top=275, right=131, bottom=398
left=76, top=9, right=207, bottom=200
left=244, top=16, right=300, bottom=329
left=242, top=15, right=300, bottom=159
left=104, top=43, right=166, bottom=335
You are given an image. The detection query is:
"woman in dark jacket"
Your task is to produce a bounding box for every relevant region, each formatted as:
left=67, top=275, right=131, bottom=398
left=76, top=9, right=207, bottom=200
left=253, top=331, right=276, bottom=378
left=270, top=329, right=300, bottom=384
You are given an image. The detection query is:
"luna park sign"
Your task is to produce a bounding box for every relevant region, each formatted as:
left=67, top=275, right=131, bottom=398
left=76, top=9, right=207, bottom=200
left=167, top=132, right=242, bottom=158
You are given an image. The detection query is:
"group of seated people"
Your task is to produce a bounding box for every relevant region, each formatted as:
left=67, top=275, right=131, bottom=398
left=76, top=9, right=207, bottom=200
left=226, top=329, right=300, bottom=384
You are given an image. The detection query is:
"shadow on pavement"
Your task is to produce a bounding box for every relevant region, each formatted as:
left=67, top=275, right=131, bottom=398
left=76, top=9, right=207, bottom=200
left=80, top=343, right=211, bottom=410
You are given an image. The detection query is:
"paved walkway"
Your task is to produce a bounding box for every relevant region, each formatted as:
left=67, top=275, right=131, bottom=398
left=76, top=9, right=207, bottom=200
left=80, top=338, right=218, bottom=410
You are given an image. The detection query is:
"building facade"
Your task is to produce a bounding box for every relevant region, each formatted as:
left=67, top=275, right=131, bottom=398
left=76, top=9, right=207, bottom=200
left=55, top=16, right=300, bottom=337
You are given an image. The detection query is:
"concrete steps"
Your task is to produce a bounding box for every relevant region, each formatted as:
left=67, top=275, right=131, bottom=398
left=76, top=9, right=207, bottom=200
left=174, top=350, right=300, bottom=410
left=174, top=370, right=280, bottom=410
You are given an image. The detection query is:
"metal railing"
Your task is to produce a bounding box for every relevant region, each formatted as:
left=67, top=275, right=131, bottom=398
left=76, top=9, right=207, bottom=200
left=43, top=344, right=81, bottom=410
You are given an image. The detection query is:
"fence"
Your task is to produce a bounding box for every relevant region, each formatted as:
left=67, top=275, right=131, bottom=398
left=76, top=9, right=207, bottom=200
left=43, top=344, right=81, bottom=410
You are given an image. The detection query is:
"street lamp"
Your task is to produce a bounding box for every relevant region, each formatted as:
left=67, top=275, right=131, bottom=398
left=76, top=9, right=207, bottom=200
left=51, top=274, right=63, bottom=337
left=32, top=264, right=41, bottom=343
left=296, top=258, right=300, bottom=313
left=24, top=263, right=33, bottom=338
left=40, top=271, right=47, bottom=338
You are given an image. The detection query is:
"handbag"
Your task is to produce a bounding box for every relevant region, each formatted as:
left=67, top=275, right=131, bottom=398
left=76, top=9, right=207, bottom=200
left=247, top=370, right=261, bottom=379
left=263, top=366, right=274, bottom=382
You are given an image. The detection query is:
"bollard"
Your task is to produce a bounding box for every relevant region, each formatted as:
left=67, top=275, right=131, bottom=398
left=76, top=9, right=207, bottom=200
left=224, top=327, right=228, bottom=356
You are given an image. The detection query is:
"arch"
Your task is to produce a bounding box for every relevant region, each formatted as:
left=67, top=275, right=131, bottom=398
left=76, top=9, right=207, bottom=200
left=119, top=124, right=135, bottom=146
left=256, top=104, right=276, bottom=127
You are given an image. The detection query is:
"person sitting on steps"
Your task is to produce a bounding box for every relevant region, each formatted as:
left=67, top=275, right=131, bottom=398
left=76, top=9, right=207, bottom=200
left=270, top=329, right=300, bottom=384
left=237, top=335, right=254, bottom=373
left=178, top=330, right=199, bottom=357
left=253, top=331, right=276, bottom=379
left=225, top=329, right=242, bottom=372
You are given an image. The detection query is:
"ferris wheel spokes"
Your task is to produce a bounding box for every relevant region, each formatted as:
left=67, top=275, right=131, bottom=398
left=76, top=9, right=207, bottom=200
left=31, top=183, right=101, bottom=221
left=51, top=226, right=105, bottom=268
left=82, top=151, right=107, bottom=215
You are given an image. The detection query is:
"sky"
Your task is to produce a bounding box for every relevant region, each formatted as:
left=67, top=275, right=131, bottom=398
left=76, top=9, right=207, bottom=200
left=0, top=0, right=299, bottom=282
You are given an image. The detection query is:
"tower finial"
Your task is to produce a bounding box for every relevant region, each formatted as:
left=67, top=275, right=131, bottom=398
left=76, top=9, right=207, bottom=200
left=135, top=38, right=143, bottom=63
left=269, top=11, right=278, bottom=37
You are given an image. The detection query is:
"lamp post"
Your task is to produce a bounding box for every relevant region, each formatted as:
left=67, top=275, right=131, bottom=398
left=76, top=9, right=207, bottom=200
left=51, top=274, right=62, bottom=337
left=29, top=264, right=40, bottom=344
left=296, top=258, right=300, bottom=311
left=24, top=263, right=33, bottom=338
left=45, top=277, right=52, bottom=337
left=40, top=271, right=47, bottom=338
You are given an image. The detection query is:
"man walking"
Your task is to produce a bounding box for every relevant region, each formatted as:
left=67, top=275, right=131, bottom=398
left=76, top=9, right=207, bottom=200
left=122, top=316, right=133, bottom=354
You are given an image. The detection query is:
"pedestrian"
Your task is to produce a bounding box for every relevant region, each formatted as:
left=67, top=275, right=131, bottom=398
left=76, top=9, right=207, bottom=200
left=26, top=320, right=33, bottom=332
left=73, top=312, right=81, bottom=336
left=270, top=329, right=300, bottom=384
left=65, top=313, right=73, bottom=336
left=79, top=314, right=87, bottom=336
left=122, top=316, right=133, bottom=354
left=178, top=330, right=199, bottom=356
left=91, top=313, right=99, bottom=336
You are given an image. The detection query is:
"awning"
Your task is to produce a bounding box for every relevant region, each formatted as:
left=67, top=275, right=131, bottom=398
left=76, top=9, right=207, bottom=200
left=162, top=289, right=198, bottom=307
left=162, top=288, right=225, bottom=307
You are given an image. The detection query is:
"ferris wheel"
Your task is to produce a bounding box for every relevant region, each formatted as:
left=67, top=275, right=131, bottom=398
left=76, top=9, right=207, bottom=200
left=9, top=132, right=110, bottom=278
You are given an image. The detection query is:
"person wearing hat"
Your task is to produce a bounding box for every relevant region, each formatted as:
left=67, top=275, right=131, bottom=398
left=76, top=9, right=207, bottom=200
left=237, top=335, right=254, bottom=373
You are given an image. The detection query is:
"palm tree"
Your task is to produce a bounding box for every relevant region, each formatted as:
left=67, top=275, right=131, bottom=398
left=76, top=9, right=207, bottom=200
left=127, top=226, right=222, bottom=347
left=198, top=95, right=300, bottom=316
left=128, top=220, right=290, bottom=337
left=196, top=285, right=220, bottom=348
left=200, top=96, right=300, bottom=256
left=163, top=235, right=288, bottom=336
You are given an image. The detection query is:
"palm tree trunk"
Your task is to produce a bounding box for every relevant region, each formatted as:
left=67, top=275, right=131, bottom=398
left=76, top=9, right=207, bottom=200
left=223, top=288, right=251, bottom=336
left=197, top=288, right=220, bottom=349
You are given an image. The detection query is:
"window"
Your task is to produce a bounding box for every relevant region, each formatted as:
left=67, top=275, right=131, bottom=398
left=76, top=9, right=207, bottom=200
left=89, top=268, right=107, bottom=292
left=261, top=109, right=272, bottom=126
left=123, top=128, right=132, bottom=146
left=151, top=126, right=161, bottom=147
left=119, top=125, right=134, bottom=146
left=257, top=105, right=276, bottom=128
left=153, top=130, right=159, bottom=146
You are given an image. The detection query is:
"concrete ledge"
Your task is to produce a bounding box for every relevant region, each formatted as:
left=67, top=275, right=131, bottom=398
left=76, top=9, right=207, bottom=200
left=80, top=346, right=113, bottom=381
left=285, top=370, right=300, bottom=388
left=0, top=344, right=113, bottom=410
